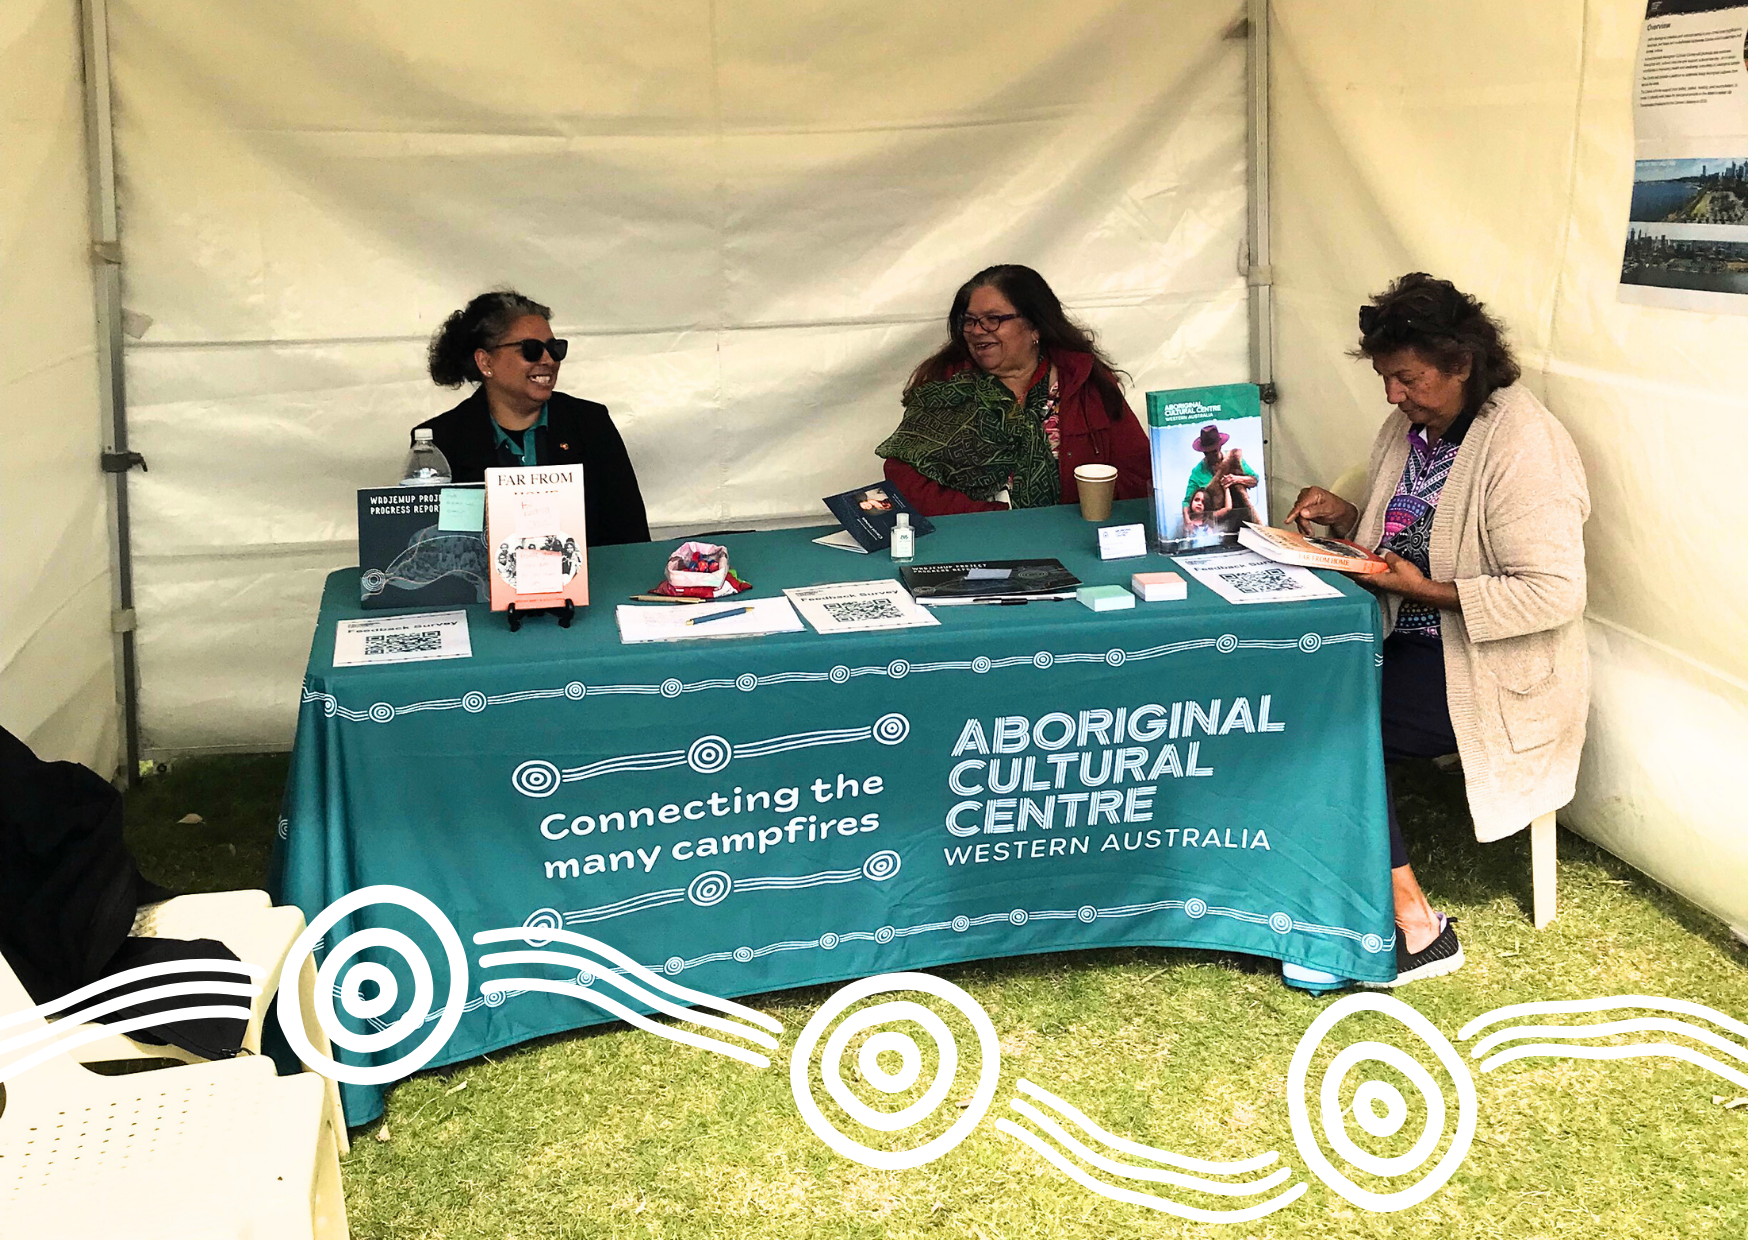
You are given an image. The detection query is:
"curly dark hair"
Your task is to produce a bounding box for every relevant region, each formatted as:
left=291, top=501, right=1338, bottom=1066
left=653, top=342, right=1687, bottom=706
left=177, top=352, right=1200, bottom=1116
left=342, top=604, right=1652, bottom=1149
left=428, top=289, right=553, bottom=387
left=1354, top=272, right=1520, bottom=415
left=906, top=265, right=1129, bottom=419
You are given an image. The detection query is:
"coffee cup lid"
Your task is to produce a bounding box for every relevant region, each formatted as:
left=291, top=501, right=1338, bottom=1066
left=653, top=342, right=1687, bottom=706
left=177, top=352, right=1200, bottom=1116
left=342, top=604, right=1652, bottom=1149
left=1073, top=463, right=1119, bottom=481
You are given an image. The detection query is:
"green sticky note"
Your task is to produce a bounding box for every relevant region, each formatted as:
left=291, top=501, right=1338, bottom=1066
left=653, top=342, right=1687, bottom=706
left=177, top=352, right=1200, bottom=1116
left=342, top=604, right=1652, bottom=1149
left=437, top=486, right=485, bottom=532
left=1077, top=584, right=1136, bottom=612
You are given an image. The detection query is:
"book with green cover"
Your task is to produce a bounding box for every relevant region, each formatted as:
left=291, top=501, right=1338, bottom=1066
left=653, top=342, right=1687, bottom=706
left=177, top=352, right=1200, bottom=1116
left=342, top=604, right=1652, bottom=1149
left=1146, top=383, right=1267, bottom=554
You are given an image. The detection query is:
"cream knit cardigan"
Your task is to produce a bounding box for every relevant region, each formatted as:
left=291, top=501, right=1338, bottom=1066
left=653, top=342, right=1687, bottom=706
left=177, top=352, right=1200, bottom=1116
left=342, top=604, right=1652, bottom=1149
left=1352, top=383, right=1591, bottom=842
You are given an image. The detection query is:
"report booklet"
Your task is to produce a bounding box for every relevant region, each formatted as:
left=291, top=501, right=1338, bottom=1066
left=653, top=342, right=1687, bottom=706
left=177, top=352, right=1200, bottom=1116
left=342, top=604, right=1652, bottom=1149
left=899, top=559, right=1081, bottom=606
left=356, top=485, right=488, bottom=609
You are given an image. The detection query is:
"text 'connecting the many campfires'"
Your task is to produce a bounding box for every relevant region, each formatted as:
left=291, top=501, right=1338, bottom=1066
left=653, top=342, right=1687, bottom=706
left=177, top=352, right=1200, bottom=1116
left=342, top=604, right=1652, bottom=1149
left=534, top=773, right=887, bottom=880
left=941, top=698, right=1284, bottom=866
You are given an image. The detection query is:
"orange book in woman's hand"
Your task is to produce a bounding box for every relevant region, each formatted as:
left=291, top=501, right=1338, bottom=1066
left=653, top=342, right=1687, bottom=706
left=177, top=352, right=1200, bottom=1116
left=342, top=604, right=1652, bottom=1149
left=1237, top=523, right=1389, bottom=574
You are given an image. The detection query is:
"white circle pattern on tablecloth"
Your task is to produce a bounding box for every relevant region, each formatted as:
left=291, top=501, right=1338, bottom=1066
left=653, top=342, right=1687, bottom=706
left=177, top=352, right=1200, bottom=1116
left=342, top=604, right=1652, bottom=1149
left=686, top=871, right=733, bottom=907
left=861, top=851, right=901, bottom=882
left=872, top=714, right=910, bottom=746
left=511, top=760, right=562, bottom=798
left=686, top=735, right=733, bottom=774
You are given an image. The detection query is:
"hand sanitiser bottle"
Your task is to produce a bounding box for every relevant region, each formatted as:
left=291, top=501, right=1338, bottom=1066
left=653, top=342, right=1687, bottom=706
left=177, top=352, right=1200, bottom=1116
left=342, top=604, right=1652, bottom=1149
left=400, top=428, right=453, bottom=485
left=889, top=511, right=915, bottom=562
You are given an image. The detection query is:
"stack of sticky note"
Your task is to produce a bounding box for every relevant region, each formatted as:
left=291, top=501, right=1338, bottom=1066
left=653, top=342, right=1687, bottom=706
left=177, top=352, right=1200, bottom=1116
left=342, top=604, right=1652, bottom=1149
left=1077, top=584, right=1136, bottom=612
left=1131, top=571, right=1187, bottom=602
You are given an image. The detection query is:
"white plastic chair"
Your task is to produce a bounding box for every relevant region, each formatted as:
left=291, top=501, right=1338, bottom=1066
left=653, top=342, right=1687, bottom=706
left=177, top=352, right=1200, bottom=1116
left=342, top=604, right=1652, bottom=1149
left=0, top=946, right=349, bottom=1238
left=50, top=890, right=349, bottom=1153
left=1327, top=466, right=1559, bottom=929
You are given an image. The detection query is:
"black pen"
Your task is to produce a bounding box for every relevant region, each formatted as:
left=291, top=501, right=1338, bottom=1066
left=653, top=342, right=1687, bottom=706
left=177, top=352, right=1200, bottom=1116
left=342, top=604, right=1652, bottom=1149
left=972, top=598, right=1029, bottom=606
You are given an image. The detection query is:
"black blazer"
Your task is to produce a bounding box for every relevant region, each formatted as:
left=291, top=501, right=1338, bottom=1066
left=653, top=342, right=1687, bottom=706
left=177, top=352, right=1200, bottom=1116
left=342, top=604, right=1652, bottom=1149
left=414, top=388, right=651, bottom=547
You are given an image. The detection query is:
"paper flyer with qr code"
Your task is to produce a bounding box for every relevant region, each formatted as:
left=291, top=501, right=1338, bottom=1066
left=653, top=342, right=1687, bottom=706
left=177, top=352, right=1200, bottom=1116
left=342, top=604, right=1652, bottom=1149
left=782, top=580, right=941, bottom=634
left=1170, top=548, right=1344, bottom=606
left=333, top=610, right=473, bottom=667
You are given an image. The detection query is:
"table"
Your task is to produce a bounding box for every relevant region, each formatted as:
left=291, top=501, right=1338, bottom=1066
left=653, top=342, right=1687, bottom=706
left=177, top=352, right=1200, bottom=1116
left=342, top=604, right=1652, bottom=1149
left=273, top=500, right=1393, bottom=1124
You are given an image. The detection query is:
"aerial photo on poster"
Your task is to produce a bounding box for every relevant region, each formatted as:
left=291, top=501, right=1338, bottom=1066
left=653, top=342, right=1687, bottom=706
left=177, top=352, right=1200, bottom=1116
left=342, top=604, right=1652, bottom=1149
left=1622, top=157, right=1748, bottom=298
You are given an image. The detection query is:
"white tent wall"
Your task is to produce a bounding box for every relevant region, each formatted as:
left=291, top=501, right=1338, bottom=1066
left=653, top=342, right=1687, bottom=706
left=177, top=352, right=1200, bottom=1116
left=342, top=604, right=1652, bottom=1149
left=106, top=1, right=1253, bottom=754
left=1270, top=0, right=1748, bottom=936
left=0, top=0, right=118, bottom=774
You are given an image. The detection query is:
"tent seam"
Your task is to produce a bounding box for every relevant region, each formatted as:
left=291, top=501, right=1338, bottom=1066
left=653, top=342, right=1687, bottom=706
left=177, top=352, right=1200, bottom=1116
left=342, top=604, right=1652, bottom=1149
left=1585, top=612, right=1748, bottom=699
left=1538, top=0, right=1591, bottom=386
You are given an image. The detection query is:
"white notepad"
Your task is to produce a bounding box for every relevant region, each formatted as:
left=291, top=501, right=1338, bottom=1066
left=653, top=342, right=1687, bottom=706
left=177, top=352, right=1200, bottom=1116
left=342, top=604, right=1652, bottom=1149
left=615, top=596, right=805, bottom=643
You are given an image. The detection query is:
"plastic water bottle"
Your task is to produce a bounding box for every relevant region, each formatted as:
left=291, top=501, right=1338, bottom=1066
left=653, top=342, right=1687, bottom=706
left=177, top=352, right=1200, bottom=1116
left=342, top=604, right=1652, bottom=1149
left=401, top=428, right=452, bottom=485
left=889, top=511, right=915, bottom=562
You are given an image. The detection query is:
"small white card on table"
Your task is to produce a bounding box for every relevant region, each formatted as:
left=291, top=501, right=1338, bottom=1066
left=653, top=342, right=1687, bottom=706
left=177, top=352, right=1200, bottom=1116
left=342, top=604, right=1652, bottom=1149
left=334, top=610, right=472, bottom=667
left=1098, top=523, right=1148, bottom=560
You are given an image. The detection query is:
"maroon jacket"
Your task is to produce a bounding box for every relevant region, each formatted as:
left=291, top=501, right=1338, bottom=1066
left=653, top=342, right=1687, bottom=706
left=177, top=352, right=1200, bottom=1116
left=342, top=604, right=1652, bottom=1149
left=883, top=348, right=1151, bottom=516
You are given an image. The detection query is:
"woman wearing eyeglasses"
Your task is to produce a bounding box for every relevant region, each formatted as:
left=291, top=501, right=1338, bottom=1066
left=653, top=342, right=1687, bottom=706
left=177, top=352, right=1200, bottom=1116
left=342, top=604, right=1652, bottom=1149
left=415, top=289, right=650, bottom=545
left=877, top=265, right=1150, bottom=517
left=1286, top=272, right=1590, bottom=987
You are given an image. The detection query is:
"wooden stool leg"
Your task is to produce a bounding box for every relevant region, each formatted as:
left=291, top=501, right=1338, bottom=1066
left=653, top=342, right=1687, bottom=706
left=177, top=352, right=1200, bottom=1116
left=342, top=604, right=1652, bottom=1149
left=1531, top=811, right=1557, bottom=929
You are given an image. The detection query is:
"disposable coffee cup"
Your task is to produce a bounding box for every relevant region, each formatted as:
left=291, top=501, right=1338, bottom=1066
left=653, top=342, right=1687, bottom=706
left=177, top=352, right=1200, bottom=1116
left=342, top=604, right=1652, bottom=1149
left=1074, top=463, right=1118, bottom=522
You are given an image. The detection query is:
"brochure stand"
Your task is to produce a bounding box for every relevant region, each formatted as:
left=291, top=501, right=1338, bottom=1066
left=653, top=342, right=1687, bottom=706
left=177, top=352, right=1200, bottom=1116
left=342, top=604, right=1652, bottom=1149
left=505, top=599, right=576, bottom=632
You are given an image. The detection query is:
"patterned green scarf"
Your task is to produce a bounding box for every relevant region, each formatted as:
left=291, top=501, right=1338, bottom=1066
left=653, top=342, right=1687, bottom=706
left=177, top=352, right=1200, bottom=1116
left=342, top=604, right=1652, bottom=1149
left=875, top=368, right=1060, bottom=508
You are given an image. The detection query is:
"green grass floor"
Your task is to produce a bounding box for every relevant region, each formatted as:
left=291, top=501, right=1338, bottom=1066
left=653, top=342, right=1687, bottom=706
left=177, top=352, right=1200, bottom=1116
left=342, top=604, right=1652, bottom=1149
left=127, top=756, right=1748, bottom=1239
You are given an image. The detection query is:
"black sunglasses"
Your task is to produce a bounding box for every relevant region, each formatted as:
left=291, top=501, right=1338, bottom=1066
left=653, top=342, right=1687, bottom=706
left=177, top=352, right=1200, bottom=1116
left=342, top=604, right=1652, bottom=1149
left=488, top=337, right=569, bottom=363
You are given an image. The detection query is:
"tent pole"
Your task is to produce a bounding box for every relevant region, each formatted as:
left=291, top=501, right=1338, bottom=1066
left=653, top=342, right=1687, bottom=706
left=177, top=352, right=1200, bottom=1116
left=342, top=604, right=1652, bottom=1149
left=79, top=0, right=142, bottom=787
left=1245, top=0, right=1275, bottom=419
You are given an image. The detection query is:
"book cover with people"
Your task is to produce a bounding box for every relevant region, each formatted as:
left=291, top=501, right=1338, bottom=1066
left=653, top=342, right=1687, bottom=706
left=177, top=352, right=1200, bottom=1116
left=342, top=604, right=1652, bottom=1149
left=1145, top=383, right=1268, bottom=553
left=821, top=482, right=936, bottom=552
left=484, top=466, right=590, bottom=612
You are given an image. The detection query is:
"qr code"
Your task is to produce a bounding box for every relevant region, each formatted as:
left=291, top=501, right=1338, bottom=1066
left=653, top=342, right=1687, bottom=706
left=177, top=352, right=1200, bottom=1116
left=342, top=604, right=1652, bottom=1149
left=823, top=598, right=905, bottom=623
left=1216, top=567, right=1297, bottom=595
left=364, top=630, right=443, bottom=656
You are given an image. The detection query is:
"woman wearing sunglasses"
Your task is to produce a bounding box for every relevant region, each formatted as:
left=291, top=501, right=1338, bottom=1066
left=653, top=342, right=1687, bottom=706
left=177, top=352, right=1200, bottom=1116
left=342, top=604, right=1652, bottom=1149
left=876, top=265, right=1149, bottom=517
left=415, top=289, right=649, bottom=545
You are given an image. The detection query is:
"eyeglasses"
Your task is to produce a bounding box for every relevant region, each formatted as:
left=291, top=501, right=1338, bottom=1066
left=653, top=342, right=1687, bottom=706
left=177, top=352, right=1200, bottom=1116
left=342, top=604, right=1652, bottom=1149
left=488, top=337, right=569, bottom=363
left=961, top=312, right=1020, bottom=335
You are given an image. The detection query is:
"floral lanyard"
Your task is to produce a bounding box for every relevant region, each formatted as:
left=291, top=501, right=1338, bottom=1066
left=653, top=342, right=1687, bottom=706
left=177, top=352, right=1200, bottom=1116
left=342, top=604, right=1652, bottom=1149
left=1037, top=364, right=1062, bottom=457
left=1004, top=364, right=1062, bottom=499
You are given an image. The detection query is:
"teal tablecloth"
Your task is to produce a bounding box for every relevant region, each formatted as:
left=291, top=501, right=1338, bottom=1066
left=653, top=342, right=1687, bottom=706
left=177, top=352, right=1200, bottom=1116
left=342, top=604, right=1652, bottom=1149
left=273, top=500, right=1392, bottom=1124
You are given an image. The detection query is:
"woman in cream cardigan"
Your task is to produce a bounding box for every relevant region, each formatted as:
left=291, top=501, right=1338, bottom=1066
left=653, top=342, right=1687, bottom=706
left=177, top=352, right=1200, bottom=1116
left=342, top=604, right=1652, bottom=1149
left=1288, top=273, right=1590, bottom=986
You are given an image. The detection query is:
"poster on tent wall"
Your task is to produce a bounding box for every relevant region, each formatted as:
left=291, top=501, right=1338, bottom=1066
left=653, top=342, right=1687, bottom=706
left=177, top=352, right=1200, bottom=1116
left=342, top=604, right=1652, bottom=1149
left=1622, top=0, right=1748, bottom=312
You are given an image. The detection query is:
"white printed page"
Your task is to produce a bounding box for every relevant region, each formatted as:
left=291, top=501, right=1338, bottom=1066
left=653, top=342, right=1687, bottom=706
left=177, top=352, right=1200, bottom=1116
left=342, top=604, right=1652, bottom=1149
left=783, top=580, right=941, bottom=634
left=1171, top=549, right=1346, bottom=606
left=333, top=610, right=472, bottom=666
